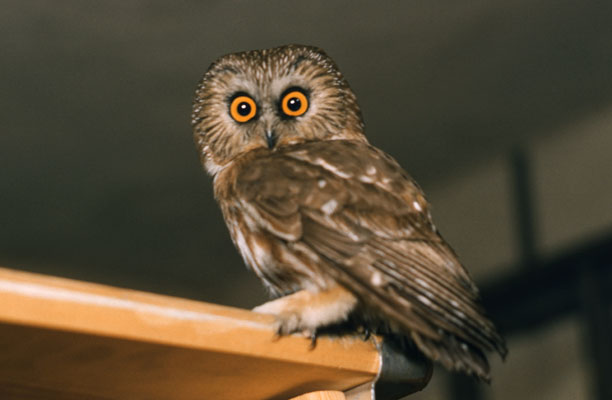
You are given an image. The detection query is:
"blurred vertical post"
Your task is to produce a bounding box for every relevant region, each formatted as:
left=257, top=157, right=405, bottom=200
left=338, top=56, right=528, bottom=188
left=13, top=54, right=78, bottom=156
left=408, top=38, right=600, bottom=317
left=510, top=145, right=538, bottom=268
left=579, top=258, right=612, bottom=400
left=448, top=145, right=537, bottom=400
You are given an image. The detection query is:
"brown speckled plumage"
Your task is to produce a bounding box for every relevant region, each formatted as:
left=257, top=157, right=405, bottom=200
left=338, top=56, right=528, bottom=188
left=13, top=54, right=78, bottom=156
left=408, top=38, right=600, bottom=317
left=192, top=44, right=506, bottom=381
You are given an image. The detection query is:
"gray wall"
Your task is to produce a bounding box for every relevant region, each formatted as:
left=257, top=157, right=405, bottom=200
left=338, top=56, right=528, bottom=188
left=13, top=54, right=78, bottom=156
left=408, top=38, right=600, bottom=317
left=2, top=1, right=611, bottom=399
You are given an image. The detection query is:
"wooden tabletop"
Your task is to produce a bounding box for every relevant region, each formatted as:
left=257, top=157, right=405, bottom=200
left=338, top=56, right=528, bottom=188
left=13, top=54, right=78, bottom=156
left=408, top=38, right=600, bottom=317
left=0, top=267, right=382, bottom=400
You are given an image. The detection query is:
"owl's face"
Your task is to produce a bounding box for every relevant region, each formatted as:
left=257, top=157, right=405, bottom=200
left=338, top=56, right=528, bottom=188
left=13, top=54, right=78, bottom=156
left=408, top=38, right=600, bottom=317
left=192, top=45, right=366, bottom=176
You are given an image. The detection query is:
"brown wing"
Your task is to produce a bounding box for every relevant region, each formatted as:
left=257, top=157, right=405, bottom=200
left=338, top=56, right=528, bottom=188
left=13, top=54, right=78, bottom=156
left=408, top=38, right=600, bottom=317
left=230, top=139, right=506, bottom=379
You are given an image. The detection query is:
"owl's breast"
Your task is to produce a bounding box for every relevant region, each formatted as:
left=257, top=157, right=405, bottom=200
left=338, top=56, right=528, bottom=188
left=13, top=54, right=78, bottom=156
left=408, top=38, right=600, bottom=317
left=213, top=154, right=333, bottom=296
left=222, top=200, right=333, bottom=297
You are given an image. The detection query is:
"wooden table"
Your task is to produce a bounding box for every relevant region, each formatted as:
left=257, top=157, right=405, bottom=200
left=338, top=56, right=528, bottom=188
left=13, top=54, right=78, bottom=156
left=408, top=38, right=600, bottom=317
left=0, top=267, right=430, bottom=399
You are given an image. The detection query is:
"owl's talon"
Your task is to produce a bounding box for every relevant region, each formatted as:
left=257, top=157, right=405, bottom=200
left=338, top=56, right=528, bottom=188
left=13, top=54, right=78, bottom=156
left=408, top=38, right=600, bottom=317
left=309, top=329, right=318, bottom=349
left=362, top=327, right=371, bottom=341
left=270, top=311, right=305, bottom=338
left=273, top=323, right=283, bottom=340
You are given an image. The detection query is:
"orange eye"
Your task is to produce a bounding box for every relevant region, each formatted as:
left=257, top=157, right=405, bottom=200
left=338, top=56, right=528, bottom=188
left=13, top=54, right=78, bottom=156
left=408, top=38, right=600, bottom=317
left=229, top=95, right=257, bottom=123
left=281, top=90, right=308, bottom=117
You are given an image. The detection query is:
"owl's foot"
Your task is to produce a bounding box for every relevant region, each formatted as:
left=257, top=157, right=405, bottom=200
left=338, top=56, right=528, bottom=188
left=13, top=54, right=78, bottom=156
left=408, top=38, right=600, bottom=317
left=252, top=286, right=358, bottom=343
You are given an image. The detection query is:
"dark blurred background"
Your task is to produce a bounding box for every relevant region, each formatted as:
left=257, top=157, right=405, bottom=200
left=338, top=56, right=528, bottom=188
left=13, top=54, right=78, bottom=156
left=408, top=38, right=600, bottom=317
left=2, top=1, right=612, bottom=399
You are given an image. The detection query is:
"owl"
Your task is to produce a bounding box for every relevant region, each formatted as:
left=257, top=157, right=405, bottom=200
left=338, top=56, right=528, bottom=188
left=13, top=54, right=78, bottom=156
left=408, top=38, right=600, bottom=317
left=192, top=44, right=506, bottom=381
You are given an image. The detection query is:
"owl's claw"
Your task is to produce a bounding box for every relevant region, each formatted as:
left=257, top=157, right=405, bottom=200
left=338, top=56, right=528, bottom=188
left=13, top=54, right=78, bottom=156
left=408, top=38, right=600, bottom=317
left=270, top=313, right=318, bottom=349
left=272, top=313, right=304, bottom=336
left=273, top=324, right=283, bottom=341
left=362, top=327, right=371, bottom=341
left=309, top=329, right=318, bottom=349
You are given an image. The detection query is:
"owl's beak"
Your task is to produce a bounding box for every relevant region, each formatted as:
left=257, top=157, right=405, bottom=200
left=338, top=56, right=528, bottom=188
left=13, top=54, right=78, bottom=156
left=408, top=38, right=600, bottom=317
left=265, top=130, right=278, bottom=149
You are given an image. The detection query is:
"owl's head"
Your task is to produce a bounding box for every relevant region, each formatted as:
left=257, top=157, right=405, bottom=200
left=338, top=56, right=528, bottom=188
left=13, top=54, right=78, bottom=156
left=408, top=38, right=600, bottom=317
left=192, top=44, right=366, bottom=176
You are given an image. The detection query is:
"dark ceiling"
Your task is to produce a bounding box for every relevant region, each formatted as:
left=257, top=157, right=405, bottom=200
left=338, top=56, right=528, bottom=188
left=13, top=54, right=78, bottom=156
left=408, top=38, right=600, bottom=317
left=1, top=0, right=611, bottom=307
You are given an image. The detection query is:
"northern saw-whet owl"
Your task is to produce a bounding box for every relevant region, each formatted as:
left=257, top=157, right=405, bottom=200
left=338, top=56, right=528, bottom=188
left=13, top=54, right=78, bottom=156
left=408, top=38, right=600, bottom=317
left=192, top=44, right=507, bottom=381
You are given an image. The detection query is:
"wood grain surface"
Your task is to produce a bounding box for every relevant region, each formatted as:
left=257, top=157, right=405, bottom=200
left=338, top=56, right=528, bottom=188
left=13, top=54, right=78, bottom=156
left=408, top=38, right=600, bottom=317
left=0, top=267, right=379, bottom=400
